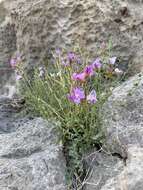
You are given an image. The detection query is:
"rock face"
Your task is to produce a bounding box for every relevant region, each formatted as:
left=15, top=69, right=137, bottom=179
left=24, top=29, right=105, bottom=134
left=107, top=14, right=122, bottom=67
left=98, top=146, right=143, bottom=190
left=1, top=1, right=143, bottom=189
left=85, top=73, right=143, bottom=190
left=0, top=98, right=66, bottom=190
left=0, top=1, right=16, bottom=95
left=1, top=0, right=143, bottom=74
left=103, top=73, right=143, bottom=157
left=84, top=151, right=124, bottom=190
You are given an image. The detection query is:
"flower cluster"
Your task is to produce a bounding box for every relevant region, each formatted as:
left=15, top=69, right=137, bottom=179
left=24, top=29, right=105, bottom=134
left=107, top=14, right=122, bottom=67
left=67, top=87, right=97, bottom=105
left=59, top=52, right=103, bottom=105
left=53, top=50, right=123, bottom=105
left=71, top=58, right=101, bottom=82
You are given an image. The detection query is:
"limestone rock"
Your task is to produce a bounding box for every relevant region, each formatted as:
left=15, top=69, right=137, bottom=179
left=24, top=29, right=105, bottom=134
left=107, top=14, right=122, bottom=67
left=0, top=1, right=16, bottom=94
left=85, top=73, right=143, bottom=190
left=85, top=146, right=143, bottom=190
left=2, top=0, right=143, bottom=74
left=100, top=146, right=143, bottom=190
left=0, top=98, right=66, bottom=190
left=84, top=151, right=124, bottom=190
left=102, top=73, right=143, bottom=157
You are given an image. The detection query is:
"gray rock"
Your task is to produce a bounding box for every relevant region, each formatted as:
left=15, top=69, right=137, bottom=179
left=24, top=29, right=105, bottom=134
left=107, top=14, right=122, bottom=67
left=102, top=73, right=143, bottom=157
left=85, top=74, right=143, bottom=190
left=100, top=146, right=143, bottom=190
left=0, top=1, right=16, bottom=95
left=84, top=151, right=124, bottom=190
left=2, top=0, right=143, bottom=74
left=0, top=98, right=66, bottom=190
left=85, top=147, right=143, bottom=190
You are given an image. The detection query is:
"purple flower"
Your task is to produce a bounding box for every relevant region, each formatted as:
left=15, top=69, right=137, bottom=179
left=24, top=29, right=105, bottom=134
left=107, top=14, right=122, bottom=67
left=72, top=72, right=86, bottom=82
left=109, top=57, right=117, bottom=65
left=84, top=65, right=94, bottom=76
left=61, top=58, right=69, bottom=66
left=16, top=74, right=22, bottom=80
left=16, top=53, right=21, bottom=61
left=76, top=57, right=81, bottom=64
left=68, top=87, right=85, bottom=104
left=55, top=48, right=61, bottom=56
left=87, top=90, right=97, bottom=104
left=10, top=58, right=17, bottom=67
left=92, top=58, right=102, bottom=69
left=67, top=52, right=76, bottom=62
left=10, top=54, right=21, bottom=68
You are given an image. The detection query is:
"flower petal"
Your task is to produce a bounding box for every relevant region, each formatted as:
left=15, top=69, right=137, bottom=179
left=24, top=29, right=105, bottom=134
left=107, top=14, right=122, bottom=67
left=109, top=57, right=117, bottom=65
left=87, top=90, right=97, bottom=104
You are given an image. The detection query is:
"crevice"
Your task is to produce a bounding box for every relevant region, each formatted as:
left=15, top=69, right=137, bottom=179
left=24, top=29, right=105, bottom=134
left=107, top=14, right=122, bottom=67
left=1, top=147, right=43, bottom=159
left=111, top=152, right=128, bottom=166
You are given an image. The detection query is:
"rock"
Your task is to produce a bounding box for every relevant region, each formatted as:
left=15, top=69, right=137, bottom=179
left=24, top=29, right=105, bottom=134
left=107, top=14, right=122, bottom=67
left=0, top=98, right=66, bottom=190
left=2, top=0, right=143, bottom=74
left=100, top=146, right=143, bottom=190
left=85, top=147, right=143, bottom=190
left=84, top=151, right=124, bottom=190
left=0, top=1, right=16, bottom=95
left=102, top=73, right=143, bottom=157
left=85, top=73, right=143, bottom=190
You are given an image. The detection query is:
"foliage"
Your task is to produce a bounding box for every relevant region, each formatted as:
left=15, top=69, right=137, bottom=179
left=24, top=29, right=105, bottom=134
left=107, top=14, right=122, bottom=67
left=10, top=43, right=123, bottom=186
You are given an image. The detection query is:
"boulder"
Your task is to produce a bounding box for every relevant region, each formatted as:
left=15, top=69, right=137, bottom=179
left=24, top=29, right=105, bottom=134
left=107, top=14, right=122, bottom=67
left=102, top=73, right=143, bottom=157
left=100, top=146, right=143, bottom=190
left=84, top=151, right=124, bottom=190
left=2, top=0, right=143, bottom=74
left=0, top=98, right=66, bottom=190
left=85, top=73, right=143, bottom=190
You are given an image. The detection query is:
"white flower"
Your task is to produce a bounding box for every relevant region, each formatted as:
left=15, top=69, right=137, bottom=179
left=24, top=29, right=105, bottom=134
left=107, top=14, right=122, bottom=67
left=115, top=68, right=123, bottom=74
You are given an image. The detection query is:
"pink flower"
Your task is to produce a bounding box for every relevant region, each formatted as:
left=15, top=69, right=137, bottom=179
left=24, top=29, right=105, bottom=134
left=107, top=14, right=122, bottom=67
left=10, top=58, right=17, bottom=67
left=61, top=58, right=69, bottom=66
left=87, top=90, right=97, bottom=104
left=72, top=72, right=86, bottom=82
left=67, top=52, right=76, bottom=62
left=67, top=87, right=85, bottom=104
left=10, top=54, right=21, bottom=68
left=76, top=57, right=81, bottom=64
left=16, top=74, right=22, bottom=80
left=72, top=65, right=95, bottom=82
left=92, top=58, right=102, bottom=69
left=84, top=65, right=94, bottom=76
left=55, top=48, right=61, bottom=55
left=109, top=57, right=117, bottom=65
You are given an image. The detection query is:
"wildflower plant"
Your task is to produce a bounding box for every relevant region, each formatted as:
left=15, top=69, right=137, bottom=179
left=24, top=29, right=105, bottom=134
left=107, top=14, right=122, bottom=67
left=11, top=44, right=123, bottom=185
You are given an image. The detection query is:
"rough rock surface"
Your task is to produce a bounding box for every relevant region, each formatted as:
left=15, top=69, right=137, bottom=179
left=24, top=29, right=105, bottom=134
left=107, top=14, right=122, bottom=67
left=0, top=98, right=66, bottom=190
left=102, top=73, right=143, bottom=157
left=0, top=1, right=16, bottom=94
left=85, top=146, right=143, bottom=190
left=84, top=151, right=124, bottom=190
left=2, top=0, right=143, bottom=74
left=85, top=73, right=143, bottom=190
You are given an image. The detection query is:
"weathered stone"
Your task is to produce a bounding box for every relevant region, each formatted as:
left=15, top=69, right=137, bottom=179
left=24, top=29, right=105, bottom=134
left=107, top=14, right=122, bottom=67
left=0, top=1, right=16, bottom=95
left=99, top=146, right=143, bottom=190
left=0, top=98, right=66, bottom=190
left=85, top=74, right=143, bottom=190
left=2, top=0, right=143, bottom=74
left=102, top=73, right=143, bottom=157
left=84, top=151, right=124, bottom=190
left=85, top=146, right=143, bottom=190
